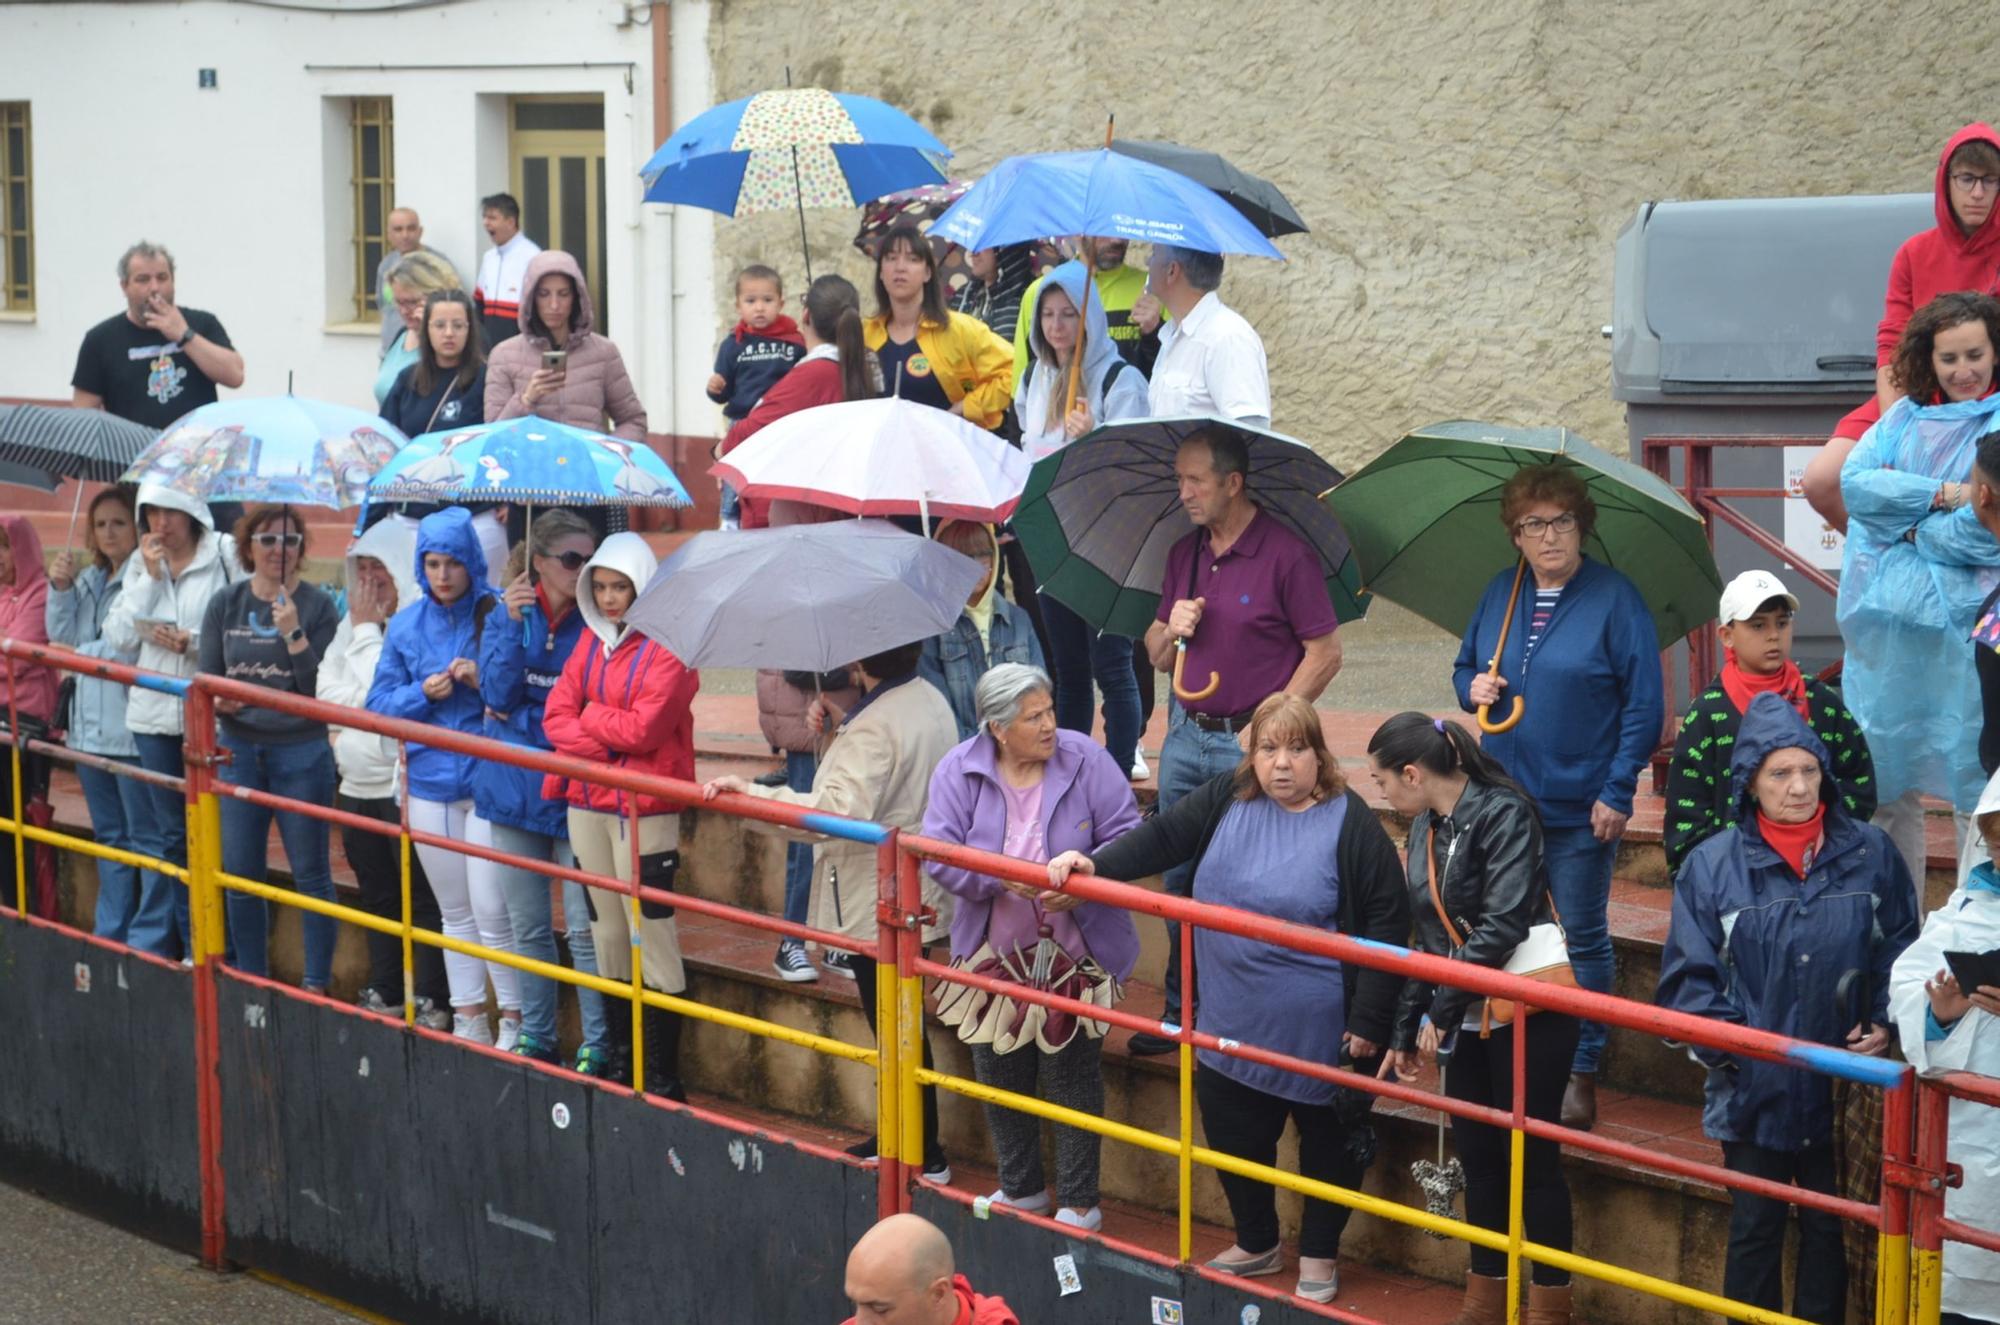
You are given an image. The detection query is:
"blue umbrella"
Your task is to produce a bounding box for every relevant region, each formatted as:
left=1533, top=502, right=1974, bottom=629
left=120, top=396, right=407, bottom=508
left=369, top=417, right=690, bottom=509
left=640, top=85, right=951, bottom=278
left=928, top=148, right=1285, bottom=259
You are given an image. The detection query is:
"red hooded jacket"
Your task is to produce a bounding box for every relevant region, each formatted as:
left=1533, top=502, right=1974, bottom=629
left=1835, top=123, right=2000, bottom=439
left=841, top=1275, right=1019, bottom=1325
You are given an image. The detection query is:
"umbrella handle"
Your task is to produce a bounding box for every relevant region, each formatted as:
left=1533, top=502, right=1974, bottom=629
left=1171, top=640, right=1219, bottom=703
left=1476, top=556, right=1529, bottom=734
left=1477, top=696, right=1526, bottom=735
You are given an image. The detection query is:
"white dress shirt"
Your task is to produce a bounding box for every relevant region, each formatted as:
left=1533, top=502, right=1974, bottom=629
left=1147, top=290, right=1271, bottom=427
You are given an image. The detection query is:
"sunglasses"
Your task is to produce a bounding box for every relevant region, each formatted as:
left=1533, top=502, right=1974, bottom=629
left=547, top=550, right=590, bottom=571
left=250, top=532, right=305, bottom=549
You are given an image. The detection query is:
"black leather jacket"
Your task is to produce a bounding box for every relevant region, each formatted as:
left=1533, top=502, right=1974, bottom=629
left=1391, top=778, right=1554, bottom=1049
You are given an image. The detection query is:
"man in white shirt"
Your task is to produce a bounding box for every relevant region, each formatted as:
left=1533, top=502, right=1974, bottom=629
left=474, top=192, right=542, bottom=350
left=1144, top=245, right=1270, bottom=428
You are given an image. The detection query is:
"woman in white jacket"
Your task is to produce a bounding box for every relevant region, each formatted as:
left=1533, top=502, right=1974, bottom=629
left=1891, top=778, right=2000, bottom=1325
left=102, top=482, right=237, bottom=960
left=315, top=515, right=451, bottom=1029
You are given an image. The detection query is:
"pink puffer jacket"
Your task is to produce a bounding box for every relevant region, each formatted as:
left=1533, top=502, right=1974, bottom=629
left=485, top=250, right=647, bottom=441
left=755, top=668, right=861, bottom=755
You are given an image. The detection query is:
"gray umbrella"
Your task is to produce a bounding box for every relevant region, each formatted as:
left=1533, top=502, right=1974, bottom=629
left=626, top=520, right=986, bottom=672
left=0, top=403, right=158, bottom=483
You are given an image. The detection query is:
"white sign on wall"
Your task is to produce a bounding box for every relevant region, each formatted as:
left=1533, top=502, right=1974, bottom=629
left=1783, top=446, right=1845, bottom=571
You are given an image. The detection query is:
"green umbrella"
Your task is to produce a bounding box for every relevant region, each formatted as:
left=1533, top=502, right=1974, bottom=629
left=1323, top=417, right=1718, bottom=648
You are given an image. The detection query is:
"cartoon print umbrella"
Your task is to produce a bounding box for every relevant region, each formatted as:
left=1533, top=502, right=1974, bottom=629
left=119, top=396, right=406, bottom=509
left=368, top=418, right=689, bottom=509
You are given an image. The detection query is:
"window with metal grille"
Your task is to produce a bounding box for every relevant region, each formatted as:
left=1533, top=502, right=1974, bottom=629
left=350, top=97, right=394, bottom=322
left=0, top=103, right=32, bottom=313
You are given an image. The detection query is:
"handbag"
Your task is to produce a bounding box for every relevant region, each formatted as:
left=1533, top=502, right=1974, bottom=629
left=1426, top=824, right=1577, bottom=1037
left=934, top=907, right=1120, bottom=1055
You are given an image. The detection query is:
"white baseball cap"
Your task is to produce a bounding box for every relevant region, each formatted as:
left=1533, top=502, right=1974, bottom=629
left=1718, top=570, right=1800, bottom=624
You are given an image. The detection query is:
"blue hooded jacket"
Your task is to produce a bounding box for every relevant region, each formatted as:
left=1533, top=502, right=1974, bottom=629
left=365, top=507, right=501, bottom=803
left=1451, top=556, right=1663, bottom=827
left=1657, top=693, right=1920, bottom=1151
left=472, top=589, right=587, bottom=837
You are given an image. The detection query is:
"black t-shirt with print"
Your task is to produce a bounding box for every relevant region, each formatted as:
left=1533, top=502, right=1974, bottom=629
left=876, top=335, right=955, bottom=413
left=71, top=308, right=235, bottom=430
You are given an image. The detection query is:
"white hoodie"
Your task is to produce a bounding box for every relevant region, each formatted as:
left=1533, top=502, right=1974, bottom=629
left=577, top=531, right=659, bottom=657
left=316, top=515, right=422, bottom=800
left=102, top=483, right=240, bottom=737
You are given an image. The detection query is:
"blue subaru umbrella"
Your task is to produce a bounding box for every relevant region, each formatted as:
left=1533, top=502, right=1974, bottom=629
left=369, top=417, right=689, bottom=509
left=929, top=148, right=1285, bottom=259
left=641, top=86, right=951, bottom=278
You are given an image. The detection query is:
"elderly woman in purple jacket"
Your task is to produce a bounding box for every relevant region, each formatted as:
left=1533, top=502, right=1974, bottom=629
left=923, top=663, right=1143, bottom=1233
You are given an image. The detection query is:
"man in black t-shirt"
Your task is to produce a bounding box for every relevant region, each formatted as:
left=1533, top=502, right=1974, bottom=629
left=72, top=241, right=245, bottom=430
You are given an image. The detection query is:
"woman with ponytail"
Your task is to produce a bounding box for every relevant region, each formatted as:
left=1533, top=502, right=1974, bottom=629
left=716, top=273, right=880, bottom=529
left=1371, top=711, right=1576, bottom=1325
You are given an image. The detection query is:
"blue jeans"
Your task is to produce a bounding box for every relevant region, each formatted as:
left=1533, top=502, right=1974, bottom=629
left=129, top=732, right=190, bottom=960
left=1156, top=702, right=1249, bottom=1022
left=218, top=733, right=337, bottom=990
left=782, top=751, right=816, bottom=928
left=488, top=820, right=609, bottom=1050
left=79, top=757, right=166, bottom=945
left=719, top=481, right=741, bottom=524
left=1542, top=824, right=1617, bottom=1075
left=1041, top=594, right=1142, bottom=772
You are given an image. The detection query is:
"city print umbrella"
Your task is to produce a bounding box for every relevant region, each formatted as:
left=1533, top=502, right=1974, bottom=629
left=120, top=396, right=406, bottom=508
left=641, top=85, right=951, bottom=278
left=369, top=418, right=689, bottom=509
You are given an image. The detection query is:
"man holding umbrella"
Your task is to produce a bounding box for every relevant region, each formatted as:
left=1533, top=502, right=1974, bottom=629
left=1130, top=425, right=1342, bottom=1054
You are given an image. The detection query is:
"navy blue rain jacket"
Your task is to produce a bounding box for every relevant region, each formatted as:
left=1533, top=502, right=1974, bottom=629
left=1656, top=693, right=1919, bottom=1151
left=473, top=593, right=587, bottom=837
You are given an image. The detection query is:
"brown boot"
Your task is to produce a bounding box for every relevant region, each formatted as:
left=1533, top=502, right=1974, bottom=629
left=1443, top=1271, right=1508, bottom=1325
left=1523, top=1280, right=1572, bottom=1325
left=1560, top=1072, right=1597, bottom=1130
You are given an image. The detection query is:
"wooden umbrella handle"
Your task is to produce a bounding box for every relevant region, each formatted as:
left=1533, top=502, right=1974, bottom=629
left=1476, top=557, right=1529, bottom=734
left=1172, top=640, right=1220, bottom=702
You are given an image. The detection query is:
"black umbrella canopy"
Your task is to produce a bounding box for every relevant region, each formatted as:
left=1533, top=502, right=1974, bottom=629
left=0, top=404, right=158, bottom=484
left=1108, top=138, right=1308, bottom=238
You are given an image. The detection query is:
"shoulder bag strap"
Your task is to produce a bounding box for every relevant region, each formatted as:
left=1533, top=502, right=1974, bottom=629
left=1425, top=825, right=1466, bottom=947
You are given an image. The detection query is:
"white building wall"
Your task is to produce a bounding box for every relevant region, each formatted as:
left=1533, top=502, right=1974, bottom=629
left=0, top=0, right=717, bottom=438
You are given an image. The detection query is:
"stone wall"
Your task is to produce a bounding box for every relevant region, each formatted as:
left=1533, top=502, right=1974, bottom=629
left=703, top=0, right=2000, bottom=470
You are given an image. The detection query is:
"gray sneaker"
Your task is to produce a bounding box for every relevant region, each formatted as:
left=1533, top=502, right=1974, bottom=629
left=413, top=997, right=452, bottom=1032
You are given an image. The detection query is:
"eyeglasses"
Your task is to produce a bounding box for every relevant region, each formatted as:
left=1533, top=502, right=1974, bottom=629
left=1951, top=172, right=2000, bottom=195
left=545, top=550, right=590, bottom=571
left=1513, top=512, right=1579, bottom=539
left=250, top=532, right=305, bottom=550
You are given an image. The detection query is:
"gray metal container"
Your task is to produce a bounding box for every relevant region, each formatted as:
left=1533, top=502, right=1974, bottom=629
left=1610, top=192, right=1932, bottom=682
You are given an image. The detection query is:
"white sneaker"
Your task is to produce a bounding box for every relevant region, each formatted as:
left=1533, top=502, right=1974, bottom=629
left=494, top=1014, right=521, bottom=1053
left=453, top=1011, right=493, bottom=1045
left=1054, top=1206, right=1103, bottom=1232
left=1129, top=751, right=1150, bottom=781
left=985, top=1187, right=1051, bottom=1213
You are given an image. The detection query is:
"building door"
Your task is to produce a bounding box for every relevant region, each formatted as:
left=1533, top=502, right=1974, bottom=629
left=510, top=97, right=608, bottom=330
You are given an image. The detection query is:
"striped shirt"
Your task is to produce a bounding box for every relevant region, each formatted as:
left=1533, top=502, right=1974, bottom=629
left=1524, top=587, right=1562, bottom=657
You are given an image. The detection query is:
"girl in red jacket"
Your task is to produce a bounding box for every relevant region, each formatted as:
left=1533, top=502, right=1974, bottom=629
left=1804, top=123, right=2000, bottom=529
left=540, top=531, right=700, bottom=1098
left=716, top=273, right=880, bottom=529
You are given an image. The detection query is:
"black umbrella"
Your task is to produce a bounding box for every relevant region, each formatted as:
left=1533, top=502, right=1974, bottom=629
left=0, top=404, right=157, bottom=483
left=1108, top=138, right=1308, bottom=238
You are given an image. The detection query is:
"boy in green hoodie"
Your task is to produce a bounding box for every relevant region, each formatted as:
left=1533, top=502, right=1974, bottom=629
left=1664, top=570, right=1876, bottom=877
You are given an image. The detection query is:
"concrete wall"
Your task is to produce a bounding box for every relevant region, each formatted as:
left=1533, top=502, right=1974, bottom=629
left=705, top=0, right=2000, bottom=470
left=0, top=0, right=717, bottom=439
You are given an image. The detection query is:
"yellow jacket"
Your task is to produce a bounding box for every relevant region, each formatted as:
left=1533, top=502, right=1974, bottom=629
left=862, top=309, right=1016, bottom=430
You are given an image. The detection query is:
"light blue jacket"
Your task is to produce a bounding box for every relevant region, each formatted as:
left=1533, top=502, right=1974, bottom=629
left=44, top=560, right=137, bottom=758
left=918, top=596, right=1045, bottom=741
left=1839, top=391, right=2000, bottom=810
left=366, top=508, right=501, bottom=803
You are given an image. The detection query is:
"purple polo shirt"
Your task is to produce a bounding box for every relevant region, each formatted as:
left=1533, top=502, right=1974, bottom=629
left=1156, top=507, right=1339, bottom=717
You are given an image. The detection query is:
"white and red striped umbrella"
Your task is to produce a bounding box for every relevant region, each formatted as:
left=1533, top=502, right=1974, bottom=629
left=713, top=396, right=1031, bottom=526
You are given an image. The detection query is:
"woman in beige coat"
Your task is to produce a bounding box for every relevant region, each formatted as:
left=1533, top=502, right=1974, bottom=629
left=704, top=638, right=959, bottom=1181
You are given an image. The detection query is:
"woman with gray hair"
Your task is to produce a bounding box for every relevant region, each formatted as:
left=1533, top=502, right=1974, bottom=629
left=921, top=663, right=1143, bottom=1232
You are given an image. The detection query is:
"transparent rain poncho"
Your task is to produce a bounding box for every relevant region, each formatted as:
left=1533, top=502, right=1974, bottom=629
left=1839, top=392, right=2000, bottom=810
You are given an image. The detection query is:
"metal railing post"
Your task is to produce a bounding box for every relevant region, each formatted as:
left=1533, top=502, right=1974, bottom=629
left=1177, top=917, right=1194, bottom=1264
left=397, top=741, right=415, bottom=1028
left=183, top=684, right=228, bottom=1270
left=1909, top=1081, right=1949, bottom=1325
left=1877, top=1077, right=1913, bottom=1325
left=626, top=799, right=646, bottom=1094
left=6, top=658, right=23, bottom=915
left=894, top=841, right=925, bottom=1193
left=874, top=833, right=903, bottom=1216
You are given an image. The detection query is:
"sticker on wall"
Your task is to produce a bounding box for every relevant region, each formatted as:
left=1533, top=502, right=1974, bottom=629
left=1150, top=1298, right=1183, bottom=1324
left=550, top=1102, right=571, bottom=1130
left=244, top=1003, right=266, bottom=1029
left=1053, top=1253, right=1082, bottom=1296
left=73, top=963, right=91, bottom=994
left=357, top=1056, right=370, bottom=1078
left=1241, top=1307, right=1262, bottom=1325
left=667, top=1147, right=685, bottom=1176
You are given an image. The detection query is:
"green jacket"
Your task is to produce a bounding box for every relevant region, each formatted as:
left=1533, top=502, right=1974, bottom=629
left=1663, top=676, right=1876, bottom=877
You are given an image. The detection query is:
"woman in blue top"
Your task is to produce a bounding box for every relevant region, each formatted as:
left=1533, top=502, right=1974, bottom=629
left=470, top=508, right=612, bottom=1073
left=366, top=507, right=521, bottom=1047
left=1452, top=463, right=1663, bottom=1129
left=45, top=488, right=159, bottom=942
left=1838, top=292, right=2000, bottom=886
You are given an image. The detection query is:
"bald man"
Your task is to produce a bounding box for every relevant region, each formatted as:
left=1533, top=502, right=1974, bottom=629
left=376, top=208, right=436, bottom=356
left=842, top=1214, right=1019, bottom=1325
